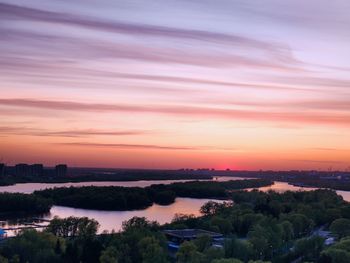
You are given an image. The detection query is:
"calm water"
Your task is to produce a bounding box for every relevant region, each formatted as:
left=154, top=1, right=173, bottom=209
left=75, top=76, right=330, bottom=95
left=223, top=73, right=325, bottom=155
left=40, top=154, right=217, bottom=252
left=1, top=178, right=349, bottom=235
left=46, top=197, right=224, bottom=233
left=1, top=197, right=224, bottom=236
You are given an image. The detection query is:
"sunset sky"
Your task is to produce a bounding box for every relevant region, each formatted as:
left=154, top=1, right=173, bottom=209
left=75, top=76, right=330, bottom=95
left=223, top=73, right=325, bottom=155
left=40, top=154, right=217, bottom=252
left=1, top=0, right=350, bottom=170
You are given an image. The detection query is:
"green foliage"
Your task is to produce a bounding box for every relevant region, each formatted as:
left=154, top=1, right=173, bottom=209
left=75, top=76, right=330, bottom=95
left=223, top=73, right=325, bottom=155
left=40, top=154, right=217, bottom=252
left=176, top=241, right=204, bottom=263
left=330, top=218, right=350, bottom=238
left=210, top=217, right=232, bottom=234
left=200, top=201, right=233, bottom=216
left=104, top=217, right=168, bottom=263
left=0, top=255, right=8, bottom=263
left=293, top=236, right=325, bottom=261
left=248, top=261, right=271, bottom=263
left=211, top=259, right=242, bottom=263
left=122, top=216, right=159, bottom=232
left=138, top=236, right=169, bottom=263
left=99, top=246, right=119, bottom=263
left=0, top=230, right=64, bottom=263
left=281, top=213, right=314, bottom=237
left=46, top=216, right=99, bottom=239
left=224, top=238, right=252, bottom=262
left=170, top=214, right=199, bottom=229
left=329, top=238, right=350, bottom=252
left=320, top=248, right=350, bottom=263
left=194, top=234, right=212, bottom=252
left=204, top=247, right=224, bottom=263
left=320, top=237, right=350, bottom=262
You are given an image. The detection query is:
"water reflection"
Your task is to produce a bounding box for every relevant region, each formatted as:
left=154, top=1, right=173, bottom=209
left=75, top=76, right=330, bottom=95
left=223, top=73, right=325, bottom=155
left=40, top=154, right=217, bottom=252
left=45, top=197, right=223, bottom=233
left=255, top=181, right=317, bottom=193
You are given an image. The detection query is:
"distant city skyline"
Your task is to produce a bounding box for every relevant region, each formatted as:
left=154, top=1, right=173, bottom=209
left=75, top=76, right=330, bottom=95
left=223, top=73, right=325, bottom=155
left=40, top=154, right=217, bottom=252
left=0, top=0, right=350, bottom=170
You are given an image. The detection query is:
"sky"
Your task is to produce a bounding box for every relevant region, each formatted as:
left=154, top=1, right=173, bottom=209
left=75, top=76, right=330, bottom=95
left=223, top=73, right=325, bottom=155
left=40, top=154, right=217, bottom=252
left=0, top=0, right=350, bottom=170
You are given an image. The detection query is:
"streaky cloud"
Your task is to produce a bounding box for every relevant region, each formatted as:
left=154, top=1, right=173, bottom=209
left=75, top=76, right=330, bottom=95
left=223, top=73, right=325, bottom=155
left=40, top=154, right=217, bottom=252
left=1, top=98, right=350, bottom=126
left=55, top=142, right=238, bottom=151
left=0, top=126, right=149, bottom=138
left=56, top=142, right=199, bottom=151
left=0, top=2, right=287, bottom=51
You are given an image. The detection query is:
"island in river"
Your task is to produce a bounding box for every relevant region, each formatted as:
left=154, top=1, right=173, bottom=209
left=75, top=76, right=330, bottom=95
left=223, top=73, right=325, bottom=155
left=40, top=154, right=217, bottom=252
left=33, top=179, right=272, bottom=210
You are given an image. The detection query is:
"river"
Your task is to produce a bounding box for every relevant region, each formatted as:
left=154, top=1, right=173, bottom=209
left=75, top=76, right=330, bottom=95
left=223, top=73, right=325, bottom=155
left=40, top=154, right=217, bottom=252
left=1, top=178, right=349, bottom=236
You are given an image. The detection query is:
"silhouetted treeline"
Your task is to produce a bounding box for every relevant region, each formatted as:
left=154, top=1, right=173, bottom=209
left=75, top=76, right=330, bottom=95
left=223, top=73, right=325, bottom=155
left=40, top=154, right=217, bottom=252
left=35, top=186, right=153, bottom=211
left=164, top=179, right=272, bottom=198
left=34, top=179, right=272, bottom=211
left=0, top=193, right=52, bottom=215
left=1, top=167, right=213, bottom=184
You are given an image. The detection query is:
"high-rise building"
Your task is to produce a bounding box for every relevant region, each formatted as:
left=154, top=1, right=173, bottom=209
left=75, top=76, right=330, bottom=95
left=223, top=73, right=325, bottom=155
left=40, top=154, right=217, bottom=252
left=30, top=164, right=44, bottom=176
left=55, top=164, right=68, bottom=177
left=15, top=163, right=29, bottom=177
left=0, top=163, right=5, bottom=176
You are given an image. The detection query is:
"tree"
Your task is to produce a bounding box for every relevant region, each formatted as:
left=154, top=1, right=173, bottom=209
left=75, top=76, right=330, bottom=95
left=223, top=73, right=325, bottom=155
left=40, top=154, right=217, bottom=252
left=321, top=248, right=350, bottom=263
left=248, top=236, right=268, bottom=260
left=200, top=201, right=232, bottom=216
left=294, top=236, right=324, bottom=262
left=100, top=246, right=119, bottom=263
left=47, top=216, right=99, bottom=239
left=283, top=213, right=314, bottom=237
left=329, top=238, right=350, bottom=252
left=0, top=255, right=8, bottom=263
left=248, top=221, right=283, bottom=260
left=153, top=191, right=176, bottom=205
left=204, top=247, right=224, bottom=262
left=0, top=230, right=64, bottom=263
left=330, top=218, right=350, bottom=238
left=248, top=261, right=271, bottom=263
left=211, top=259, right=243, bottom=263
left=224, top=237, right=251, bottom=261
left=194, top=235, right=212, bottom=252
left=211, top=217, right=232, bottom=234
left=279, top=221, right=294, bottom=243
left=138, top=236, right=168, bottom=263
left=122, top=217, right=159, bottom=232
left=176, top=241, right=204, bottom=263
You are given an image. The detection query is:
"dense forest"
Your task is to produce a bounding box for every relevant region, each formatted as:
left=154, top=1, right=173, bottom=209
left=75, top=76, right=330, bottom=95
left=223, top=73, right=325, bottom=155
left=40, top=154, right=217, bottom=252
left=0, top=193, right=52, bottom=216
left=34, top=179, right=272, bottom=210
left=35, top=186, right=153, bottom=211
left=1, top=189, right=350, bottom=262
